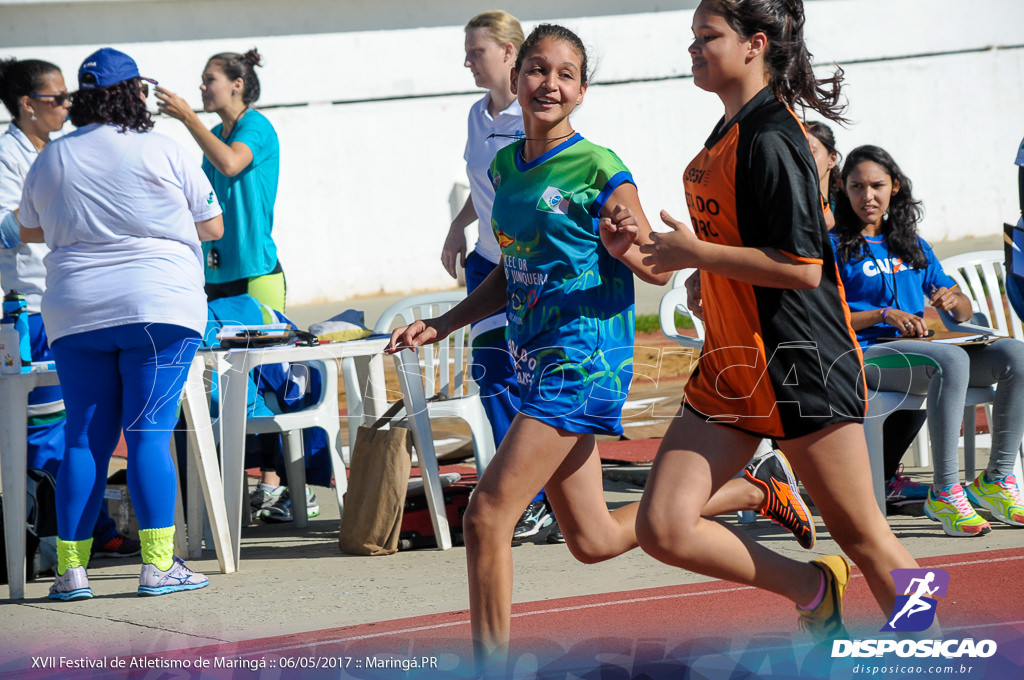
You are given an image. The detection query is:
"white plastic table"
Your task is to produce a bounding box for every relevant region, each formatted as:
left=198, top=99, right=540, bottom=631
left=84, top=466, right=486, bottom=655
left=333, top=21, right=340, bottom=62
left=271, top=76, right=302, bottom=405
left=0, top=366, right=60, bottom=599
left=0, top=358, right=235, bottom=600
left=206, top=336, right=452, bottom=568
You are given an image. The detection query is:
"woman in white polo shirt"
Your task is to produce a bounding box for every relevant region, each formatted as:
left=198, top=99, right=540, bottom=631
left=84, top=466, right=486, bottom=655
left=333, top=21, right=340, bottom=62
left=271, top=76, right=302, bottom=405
left=18, top=48, right=224, bottom=600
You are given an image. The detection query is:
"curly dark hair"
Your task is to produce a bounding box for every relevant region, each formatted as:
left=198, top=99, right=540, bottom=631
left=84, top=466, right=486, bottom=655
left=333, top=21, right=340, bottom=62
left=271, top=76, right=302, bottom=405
left=514, top=24, right=590, bottom=86
left=0, top=57, right=61, bottom=119
left=833, top=145, right=927, bottom=269
left=69, top=77, right=153, bottom=132
left=701, top=0, right=847, bottom=123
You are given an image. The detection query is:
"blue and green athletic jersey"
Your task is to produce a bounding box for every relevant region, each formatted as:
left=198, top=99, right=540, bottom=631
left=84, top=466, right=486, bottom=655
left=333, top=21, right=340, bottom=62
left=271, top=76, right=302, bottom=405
left=489, top=134, right=635, bottom=435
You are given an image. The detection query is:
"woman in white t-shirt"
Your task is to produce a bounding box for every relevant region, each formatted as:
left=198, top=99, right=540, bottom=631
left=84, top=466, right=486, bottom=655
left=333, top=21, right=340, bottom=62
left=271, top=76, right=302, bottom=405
left=18, top=48, right=224, bottom=601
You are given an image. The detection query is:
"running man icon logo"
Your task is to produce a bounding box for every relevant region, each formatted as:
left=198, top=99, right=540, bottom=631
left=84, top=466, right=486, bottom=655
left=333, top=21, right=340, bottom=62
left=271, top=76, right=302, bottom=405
left=881, top=568, right=949, bottom=632
left=537, top=186, right=572, bottom=215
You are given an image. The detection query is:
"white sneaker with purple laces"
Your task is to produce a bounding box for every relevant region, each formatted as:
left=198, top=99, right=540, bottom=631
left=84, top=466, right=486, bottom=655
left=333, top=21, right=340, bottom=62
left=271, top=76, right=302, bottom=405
left=138, top=556, right=209, bottom=596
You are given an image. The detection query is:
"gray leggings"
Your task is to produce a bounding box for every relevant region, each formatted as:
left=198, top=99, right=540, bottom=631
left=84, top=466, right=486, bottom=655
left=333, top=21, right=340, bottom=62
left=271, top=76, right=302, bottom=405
left=863, top=338, right=1024, bottom=488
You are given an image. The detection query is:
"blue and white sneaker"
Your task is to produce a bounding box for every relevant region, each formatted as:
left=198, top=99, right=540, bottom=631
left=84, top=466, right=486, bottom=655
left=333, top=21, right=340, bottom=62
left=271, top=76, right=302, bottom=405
left=48, top=566, right=93, bottom=601
left=138, top=556, right=209, bottom=596
left=512, top=500, right=554, bottom=541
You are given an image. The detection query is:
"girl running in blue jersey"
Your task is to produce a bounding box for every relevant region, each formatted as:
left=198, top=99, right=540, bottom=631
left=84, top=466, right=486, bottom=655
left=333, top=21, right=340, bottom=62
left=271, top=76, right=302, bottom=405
left=388, top=24, right=672, bottom=668
left=440, top=10, right=559, bottom=541
left=636, top=0, right=921, bottom=641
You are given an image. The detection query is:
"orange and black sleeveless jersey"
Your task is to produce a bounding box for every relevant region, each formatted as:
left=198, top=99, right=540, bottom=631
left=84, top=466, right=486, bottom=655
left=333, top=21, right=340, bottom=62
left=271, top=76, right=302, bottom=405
left=682, top=88, right=866, bottom=440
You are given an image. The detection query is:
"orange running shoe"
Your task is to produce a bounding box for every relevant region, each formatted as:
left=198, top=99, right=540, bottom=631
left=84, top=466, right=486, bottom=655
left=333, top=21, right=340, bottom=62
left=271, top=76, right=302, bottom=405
left=744, top=449, right=816, bottom=549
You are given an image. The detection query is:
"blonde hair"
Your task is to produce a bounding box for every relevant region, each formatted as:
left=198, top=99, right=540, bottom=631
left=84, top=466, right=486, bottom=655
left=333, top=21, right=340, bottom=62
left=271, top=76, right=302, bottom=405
left=465, top=10, right=525, bottom=51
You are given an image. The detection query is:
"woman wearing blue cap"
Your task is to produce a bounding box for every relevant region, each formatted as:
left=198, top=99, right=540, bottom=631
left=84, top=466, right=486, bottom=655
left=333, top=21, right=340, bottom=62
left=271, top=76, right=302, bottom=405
left=17, top=47, right=224, bottom=599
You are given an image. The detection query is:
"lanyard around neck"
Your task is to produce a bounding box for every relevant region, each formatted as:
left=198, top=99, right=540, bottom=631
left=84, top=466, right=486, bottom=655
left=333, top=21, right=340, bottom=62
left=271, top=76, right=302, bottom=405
left=864, top=237, right=900, bottom=311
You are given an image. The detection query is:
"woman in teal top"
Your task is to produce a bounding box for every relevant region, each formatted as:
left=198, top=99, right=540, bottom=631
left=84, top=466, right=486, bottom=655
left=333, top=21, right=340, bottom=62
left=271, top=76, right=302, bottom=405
left=158, top=50, right=295, bottom=513
left=157, top=49, right=284, bottom=310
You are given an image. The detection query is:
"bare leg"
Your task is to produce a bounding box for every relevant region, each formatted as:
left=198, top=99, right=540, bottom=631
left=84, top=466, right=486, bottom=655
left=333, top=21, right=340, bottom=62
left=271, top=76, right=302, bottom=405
left=703, top=476, right=764, bottom=516
left=636, top=408, right=822, bottom=604
left=464, top=414, right=639, bottom=671
left=785, top=422, right=917, bottom=614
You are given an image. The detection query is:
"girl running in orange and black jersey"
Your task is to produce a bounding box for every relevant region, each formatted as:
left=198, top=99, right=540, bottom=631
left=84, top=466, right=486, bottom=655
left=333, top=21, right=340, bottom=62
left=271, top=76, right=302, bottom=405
left=635, top=0, right=921, bottom=640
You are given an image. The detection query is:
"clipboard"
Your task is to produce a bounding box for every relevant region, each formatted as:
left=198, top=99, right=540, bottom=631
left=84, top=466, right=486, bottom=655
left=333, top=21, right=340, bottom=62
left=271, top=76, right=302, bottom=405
left=875, top=329, right=997, bottom=346
left=217, top=324, right=296, bottom=349
left=929, top=332, right=998, bottom=346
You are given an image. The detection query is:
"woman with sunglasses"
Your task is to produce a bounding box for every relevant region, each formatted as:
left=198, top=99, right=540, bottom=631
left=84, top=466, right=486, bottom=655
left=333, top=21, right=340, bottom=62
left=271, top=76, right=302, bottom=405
left=1, top=57, right=70, bottom=288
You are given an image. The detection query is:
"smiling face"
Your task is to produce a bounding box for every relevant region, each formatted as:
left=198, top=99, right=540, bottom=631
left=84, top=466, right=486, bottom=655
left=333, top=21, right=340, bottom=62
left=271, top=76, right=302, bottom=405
left=512, top=36, right=586, bottom=129
left=844, top=160, right=900, bottom=230
left=688, top=2, right=753, bottom=94
left=24, top=70, right=70, bottom=134
left=464, top=27, right=513, bottom=92
left=199, top=60, right=241, bottom=113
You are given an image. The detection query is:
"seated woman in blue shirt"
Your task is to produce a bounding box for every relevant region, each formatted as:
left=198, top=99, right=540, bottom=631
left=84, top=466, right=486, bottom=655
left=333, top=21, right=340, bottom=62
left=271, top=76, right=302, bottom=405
left=832, top=144, right=1024, bottom=537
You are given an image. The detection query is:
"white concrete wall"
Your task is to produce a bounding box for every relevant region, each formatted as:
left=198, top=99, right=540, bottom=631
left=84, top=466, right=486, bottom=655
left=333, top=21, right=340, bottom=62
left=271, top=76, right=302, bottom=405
left=2, top=0, right=1022, bottom=304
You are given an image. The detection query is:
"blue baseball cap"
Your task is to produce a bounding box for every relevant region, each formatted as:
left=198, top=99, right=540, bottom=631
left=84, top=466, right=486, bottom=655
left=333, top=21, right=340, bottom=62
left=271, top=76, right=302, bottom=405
left=78, top=48, right=154, bottom=89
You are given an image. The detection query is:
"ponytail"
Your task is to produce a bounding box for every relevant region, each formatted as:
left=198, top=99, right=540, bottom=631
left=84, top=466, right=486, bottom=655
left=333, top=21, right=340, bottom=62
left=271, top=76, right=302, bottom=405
left=704, top=0, right=847, bottom=123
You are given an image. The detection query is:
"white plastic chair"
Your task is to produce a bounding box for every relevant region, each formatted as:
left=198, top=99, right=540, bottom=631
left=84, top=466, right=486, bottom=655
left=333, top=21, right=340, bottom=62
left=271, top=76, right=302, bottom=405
left=244, top=360, right=347, bottom=527
left=658, top=269, right=705, bottom=349
left=370, top=291, right=496, bottom=473
left=939, top=250, right=1024, bottom=340
left=862, top=356, right=996, bottom=514
left=864, top=249, right=1024, bottom=512
left=938, top=251, right=1024, bottom=482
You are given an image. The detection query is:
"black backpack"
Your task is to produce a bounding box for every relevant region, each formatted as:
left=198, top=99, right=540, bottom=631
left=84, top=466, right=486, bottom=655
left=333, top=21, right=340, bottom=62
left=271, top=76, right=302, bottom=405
left=0, top=468, right=57, bottom=584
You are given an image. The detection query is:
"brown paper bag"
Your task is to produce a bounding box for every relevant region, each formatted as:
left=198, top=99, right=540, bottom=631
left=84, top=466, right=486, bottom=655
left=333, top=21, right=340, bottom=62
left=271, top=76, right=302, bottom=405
left=338, top=401, right=412, bottom=556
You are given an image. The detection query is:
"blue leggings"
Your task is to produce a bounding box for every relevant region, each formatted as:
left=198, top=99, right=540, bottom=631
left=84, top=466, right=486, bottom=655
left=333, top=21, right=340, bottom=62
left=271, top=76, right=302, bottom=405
left=27, top=314, right=119, bottom=542
left=50, top=323, right=200, bottom=541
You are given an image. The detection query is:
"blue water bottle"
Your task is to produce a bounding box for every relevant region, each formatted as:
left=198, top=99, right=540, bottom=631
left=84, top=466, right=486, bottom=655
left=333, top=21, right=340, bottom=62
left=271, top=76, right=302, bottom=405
left=2, top=289, right=31, bottom=368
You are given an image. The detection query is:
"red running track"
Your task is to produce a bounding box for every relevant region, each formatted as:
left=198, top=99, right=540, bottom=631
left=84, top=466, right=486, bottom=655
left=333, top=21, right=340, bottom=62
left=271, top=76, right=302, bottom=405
left=7, top=548, right=1017, bottom=679
left=127, top=548, right=1024, bottom=679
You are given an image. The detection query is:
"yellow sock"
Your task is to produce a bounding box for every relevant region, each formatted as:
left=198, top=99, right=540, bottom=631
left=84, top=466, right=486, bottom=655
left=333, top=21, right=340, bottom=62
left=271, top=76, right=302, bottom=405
left=56, top=538, right=92, bottom=575
left=139, top=527, right=175, bottom=571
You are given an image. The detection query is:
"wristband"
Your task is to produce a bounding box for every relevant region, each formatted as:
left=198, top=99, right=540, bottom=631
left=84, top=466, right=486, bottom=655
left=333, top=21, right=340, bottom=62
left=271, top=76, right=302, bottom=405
left=881, top=306, right=891, bottom=323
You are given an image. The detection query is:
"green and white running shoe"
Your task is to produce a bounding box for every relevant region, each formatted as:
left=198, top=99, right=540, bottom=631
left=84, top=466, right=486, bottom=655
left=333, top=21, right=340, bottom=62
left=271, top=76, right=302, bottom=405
left=924, top=483, right=991, bottom=537
left=965, top=473, right=1024, bottom=527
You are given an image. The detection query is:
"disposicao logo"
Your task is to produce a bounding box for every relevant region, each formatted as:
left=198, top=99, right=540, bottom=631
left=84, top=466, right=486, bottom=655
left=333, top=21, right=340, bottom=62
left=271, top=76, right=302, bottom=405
left=537, top=186, right=571, bottom=215
left=831, top=568, right=998, bottom=660
left=883, top=568, right=948, bottom=633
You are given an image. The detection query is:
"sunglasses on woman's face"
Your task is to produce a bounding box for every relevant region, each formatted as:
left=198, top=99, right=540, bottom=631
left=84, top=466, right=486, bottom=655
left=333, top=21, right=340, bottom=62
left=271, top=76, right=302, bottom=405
left=28, top=92, right=71, bottom=106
